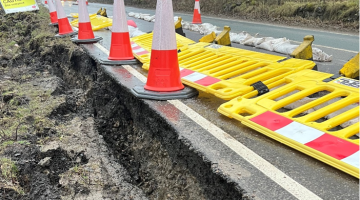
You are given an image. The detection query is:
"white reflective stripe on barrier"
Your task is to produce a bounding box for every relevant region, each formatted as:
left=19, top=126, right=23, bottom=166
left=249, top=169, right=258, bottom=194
left=112, top=0, right=129, bottom=33
left=152, top=0, right=177, bottom=50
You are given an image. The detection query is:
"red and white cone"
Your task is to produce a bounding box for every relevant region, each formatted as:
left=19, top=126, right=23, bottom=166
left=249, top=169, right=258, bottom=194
left=54, top=0, right=77, bottom=37
left=192, top=0, right=202, bottom=24
left=132, top=0, right=198, bottom=100
left=71, top=0, right=102, bottom=43
left=48, top=0, right=58, bottom=26
left=100, top=0, right=137, bottom=65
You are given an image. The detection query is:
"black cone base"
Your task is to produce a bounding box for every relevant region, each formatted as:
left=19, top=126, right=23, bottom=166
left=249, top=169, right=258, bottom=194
left=99, top=58, right=138, bottom=65
left=71, top=36, right=103, bottom=44
left=132, top=85, right=198, bottom=101
left=55, top=31, right=77, bottom=38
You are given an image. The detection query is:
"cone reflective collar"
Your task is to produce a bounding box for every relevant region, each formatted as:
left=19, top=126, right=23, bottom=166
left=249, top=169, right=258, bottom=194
left=132, top=0, right=198, bottom=100
left=71, top=0, right=102, bottom=43
left=54, top=0, right=77, bottom=37
left=48, top=0, right=58, bottom=25
left=99, top=0, right=137, bottom=65
left=192, top=0, right=202, bottom=24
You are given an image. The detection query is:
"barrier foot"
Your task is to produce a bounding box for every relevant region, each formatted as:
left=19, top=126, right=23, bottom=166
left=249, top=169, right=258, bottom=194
left=71, top=36, right=103, bottom=44
left=131, top=85, right=198, bottom=101
left=55, top=32, right=77, bottom=38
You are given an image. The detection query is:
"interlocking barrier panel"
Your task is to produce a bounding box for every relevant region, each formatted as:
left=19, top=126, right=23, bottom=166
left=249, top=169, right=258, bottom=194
left=70, top=14, right=113, bottom=31
left=140, top=42, right=316, bottom=100
left=218, top=69, right=359, bottom=178
left=130, top=32, right=195, bottom=64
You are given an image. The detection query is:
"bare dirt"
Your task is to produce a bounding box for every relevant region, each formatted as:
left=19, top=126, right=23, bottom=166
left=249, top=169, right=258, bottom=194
left=0, top=7, right=147, bottom=200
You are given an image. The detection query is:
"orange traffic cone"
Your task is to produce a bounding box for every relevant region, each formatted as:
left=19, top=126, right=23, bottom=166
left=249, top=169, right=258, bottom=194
left=71, top=0, right=102, bottom=43
left=48, top=0, right=58, bottom=26
left=132, top=0, right=198, bottom=100
left=192, top=0, right=202, bottom=24
left=54, top=0, right=77, bottom=37
left=100, top=0, right=137, bottom=65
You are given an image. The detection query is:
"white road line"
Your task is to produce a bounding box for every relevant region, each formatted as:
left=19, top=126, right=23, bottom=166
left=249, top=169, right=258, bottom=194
left=290, top=40, right=358, bottom=53
left=94, top=43, right=322, bottom=200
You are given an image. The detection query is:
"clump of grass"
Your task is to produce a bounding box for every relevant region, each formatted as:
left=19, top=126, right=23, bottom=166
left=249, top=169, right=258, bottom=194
left=0, top=157, right=24, bottom=195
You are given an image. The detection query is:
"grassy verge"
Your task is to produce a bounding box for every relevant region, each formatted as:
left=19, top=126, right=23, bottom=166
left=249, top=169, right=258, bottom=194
left=123, top=0, right=359, bottom=32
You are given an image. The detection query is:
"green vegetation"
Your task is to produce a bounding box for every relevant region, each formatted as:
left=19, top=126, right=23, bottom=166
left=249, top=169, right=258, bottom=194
left=126, top=0, right=359, bottom=31
left=0, top=158, right=24, bottom=194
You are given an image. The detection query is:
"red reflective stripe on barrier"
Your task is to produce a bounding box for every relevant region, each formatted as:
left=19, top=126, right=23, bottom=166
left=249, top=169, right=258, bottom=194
left=180, top=68, right=195, bottom=77
left=250, top=111, right=360, bottom=165
left=250, top=111, right=292, bottom=131
left=305, top=134, right=359, bottom=160
left=180, top=68, right=221, bottom=86
left=131, top=42, right=149, bottom=56
left=194, top=76, right=221, bottom=86
left=132, top=45, right=142, bottom=50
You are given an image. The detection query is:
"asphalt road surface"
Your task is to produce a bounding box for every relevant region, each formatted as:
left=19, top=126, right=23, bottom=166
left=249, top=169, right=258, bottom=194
left=60, top=2, right=359, bottom=199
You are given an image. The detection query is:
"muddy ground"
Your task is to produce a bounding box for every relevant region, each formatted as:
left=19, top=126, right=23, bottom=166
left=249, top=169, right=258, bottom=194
left=0, top=6, right=244, bottom=200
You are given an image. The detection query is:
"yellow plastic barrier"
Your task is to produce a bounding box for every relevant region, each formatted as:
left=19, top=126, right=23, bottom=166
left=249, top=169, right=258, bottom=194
left=130, top=32, right=195, bottom=64
left=291, top=35, right=314, bottom=60
left=199, top=32, right=216, bottom=43
left=215, top=26, right=231, bottom=46
left=340, top=53, right=359, bottom=79
left=218, top=69, right=359, bottom=178
left=70, top=15, right=112, bottom=31
left=176, top=42, right=314, bottom=99
left=69, top=13, right=95, bottom=18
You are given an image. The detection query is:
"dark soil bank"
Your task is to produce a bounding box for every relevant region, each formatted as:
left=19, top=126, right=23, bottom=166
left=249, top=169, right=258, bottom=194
left=0, top=6, right=245, bottom=200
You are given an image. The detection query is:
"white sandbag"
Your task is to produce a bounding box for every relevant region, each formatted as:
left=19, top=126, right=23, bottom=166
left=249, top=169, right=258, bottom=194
left=230, top=32, right=251, bottom=44
left=128, top=12, right=136, bottom=17
left=134, top=13, right=141, bottom=19
left=128, top=26, right=146, bottom=38
left=139, top=13, right=150, bottom=19
left=273, top=40, right=298, bottom=55
left=254, top=37, right=274, bottom=48
left=242, top=36, right=265, bottom=47
left=144, top=15, right=155, bottom=21
left=199, top=23, right=217, bottom=35
left=182, top=21, right=191, bottom=30
left=257, top=37, right=286, bottom=51
left=312, top=47, right=333, bottom=62
left=190, top=24, right=200, bottom=32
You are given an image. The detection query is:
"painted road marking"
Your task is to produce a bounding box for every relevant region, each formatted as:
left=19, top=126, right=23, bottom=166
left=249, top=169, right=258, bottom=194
left=94, top=42, right=322, bottom=200
left=290, top=40, right=358, bottom=54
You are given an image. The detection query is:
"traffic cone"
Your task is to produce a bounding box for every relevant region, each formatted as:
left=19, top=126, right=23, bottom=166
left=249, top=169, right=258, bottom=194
left=54, top=0, right=77, bottom=37
left=132, top=0, right=198, bottom=100
left=48, top=0, right=58, bottom=26
left=192, top=0, right=202, bottom=24
left=71, top=0, right=102, bottom=43
left=99, top=0, right=137, bottom=65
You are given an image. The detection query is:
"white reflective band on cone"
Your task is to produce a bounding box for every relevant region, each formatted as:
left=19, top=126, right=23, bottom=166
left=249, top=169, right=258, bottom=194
left=48, top=0, right=56, bottom=12
left=78, top=0, right=90, bottom=23
left=112, top=0, right=129, bottom=33
left=194, top=1, right=200, bottom=13
left=152, top=0, right=177, bottom=50
left=55, top=0, right=66, bottom=19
